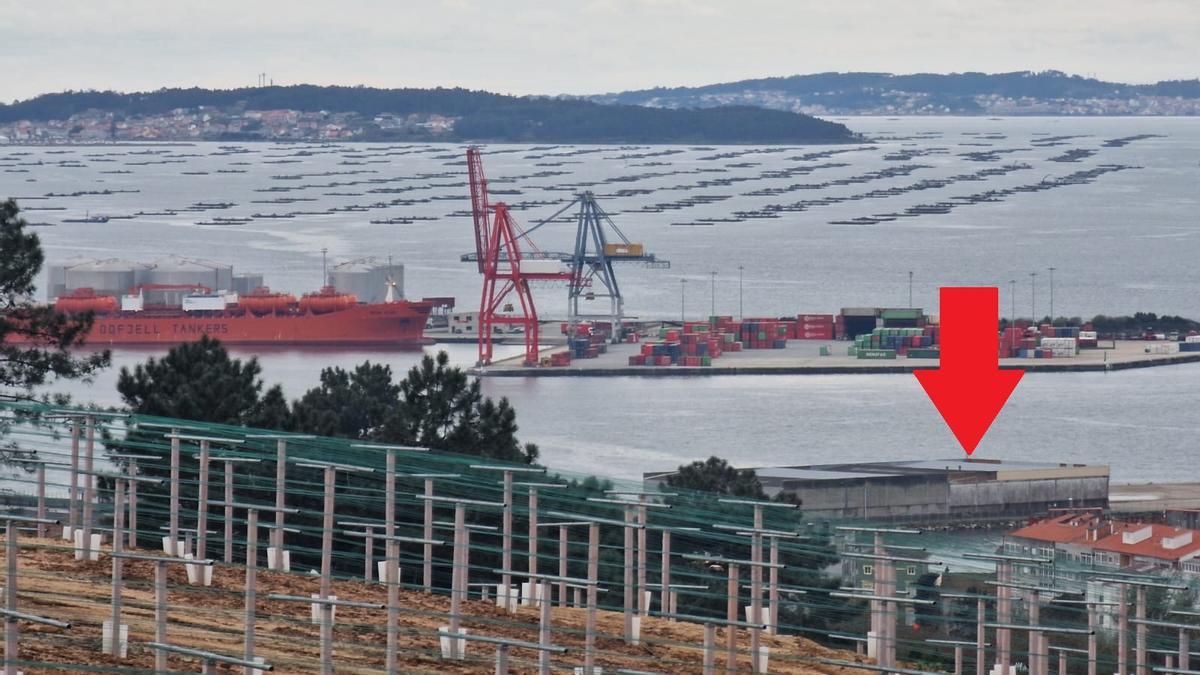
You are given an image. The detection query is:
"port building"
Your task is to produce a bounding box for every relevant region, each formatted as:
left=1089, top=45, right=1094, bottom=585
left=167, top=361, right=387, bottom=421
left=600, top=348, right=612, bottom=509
left=645, top=458, right=1109, bottom=523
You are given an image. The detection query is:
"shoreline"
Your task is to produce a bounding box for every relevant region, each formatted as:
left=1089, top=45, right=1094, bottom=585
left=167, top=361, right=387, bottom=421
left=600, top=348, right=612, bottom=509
left=478, top=341, right=1200, bottom=377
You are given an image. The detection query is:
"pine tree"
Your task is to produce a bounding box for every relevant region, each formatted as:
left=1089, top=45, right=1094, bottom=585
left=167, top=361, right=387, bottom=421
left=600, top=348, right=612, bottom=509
left=116, top=334, right=285, bottom=426
left=0, top=199, right=109, bottom=395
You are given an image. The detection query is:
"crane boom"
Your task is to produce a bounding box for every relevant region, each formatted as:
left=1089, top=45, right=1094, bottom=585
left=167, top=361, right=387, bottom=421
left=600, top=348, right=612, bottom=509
left=466, top=147, right=490, bottom=274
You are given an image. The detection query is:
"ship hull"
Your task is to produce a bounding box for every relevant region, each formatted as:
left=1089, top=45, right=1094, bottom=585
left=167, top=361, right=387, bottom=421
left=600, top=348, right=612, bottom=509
left=76, top=301, right=433, bottom=347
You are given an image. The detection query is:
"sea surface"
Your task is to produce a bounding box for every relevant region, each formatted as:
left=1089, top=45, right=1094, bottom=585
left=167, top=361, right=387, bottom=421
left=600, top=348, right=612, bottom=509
left=3, top=117, right=1199, bottom=484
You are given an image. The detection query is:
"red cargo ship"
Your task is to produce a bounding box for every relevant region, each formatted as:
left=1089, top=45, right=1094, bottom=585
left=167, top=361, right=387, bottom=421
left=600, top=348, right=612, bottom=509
left=43, top=286, right=433, bottom=347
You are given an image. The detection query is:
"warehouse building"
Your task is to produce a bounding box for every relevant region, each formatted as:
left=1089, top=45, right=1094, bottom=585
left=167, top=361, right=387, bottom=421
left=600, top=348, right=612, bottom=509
left=645, top=458, right=1109, bottom=524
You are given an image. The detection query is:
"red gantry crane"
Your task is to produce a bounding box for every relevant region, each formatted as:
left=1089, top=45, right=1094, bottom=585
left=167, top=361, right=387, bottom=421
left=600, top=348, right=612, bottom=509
left=467, top=147, right=572, bottom=367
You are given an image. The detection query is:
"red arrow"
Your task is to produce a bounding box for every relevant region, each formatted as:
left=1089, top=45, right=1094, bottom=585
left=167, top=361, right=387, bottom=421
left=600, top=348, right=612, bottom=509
left=914, top=287, right=1024, bottom=456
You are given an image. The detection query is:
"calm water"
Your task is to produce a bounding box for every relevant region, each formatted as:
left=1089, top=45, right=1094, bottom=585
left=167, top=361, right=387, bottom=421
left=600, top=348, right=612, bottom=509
left=4, top=117, right=1199, bottom=483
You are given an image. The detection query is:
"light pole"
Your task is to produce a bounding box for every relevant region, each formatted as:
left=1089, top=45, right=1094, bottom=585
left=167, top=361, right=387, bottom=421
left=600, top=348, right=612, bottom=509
left=680, top=278, right=687, bottom=325
left=321, top=247, right=328, bottom=288
left=710, top=271, right=716, bottom=318
left=908, top=270, right=913, bottom=308
left=1030, top=272, right=1038, bottom=324
left=1048, top=267, right=1056, bottom=323
left=1009, top=279, right=1017, bottom=328
left=737, top=266, right=744, bottom=321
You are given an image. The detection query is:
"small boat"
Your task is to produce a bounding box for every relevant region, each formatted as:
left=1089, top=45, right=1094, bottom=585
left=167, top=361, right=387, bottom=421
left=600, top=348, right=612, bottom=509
left=62, top=212, right=109, bottom=224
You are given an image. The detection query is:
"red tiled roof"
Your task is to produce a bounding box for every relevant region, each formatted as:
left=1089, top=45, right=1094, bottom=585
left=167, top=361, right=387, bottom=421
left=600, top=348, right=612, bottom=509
left=1094, top=523, right=1200, bottom=561
left=1009, top=512, right=1104, bottom=545
left=1011, top=514, right=1200, bottom=562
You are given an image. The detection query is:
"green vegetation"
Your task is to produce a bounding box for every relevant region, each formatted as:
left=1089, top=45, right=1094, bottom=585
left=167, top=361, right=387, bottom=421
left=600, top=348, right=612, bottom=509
left=999, top=313, right=1200, bottom=335
left=598, top=70, right=1200, bottom=113
left=0, top=199, right=109, bottom=396
left=0, top=85, right=857, bottom=144
left=117, top=338, right=538, bottom=464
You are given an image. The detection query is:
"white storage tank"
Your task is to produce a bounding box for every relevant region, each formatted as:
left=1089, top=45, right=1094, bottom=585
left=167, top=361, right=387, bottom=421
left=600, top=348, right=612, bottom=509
left=328, top=257, right=404, bottom=304
left=144, top=255, right=233, bottom=291
left=63, top=259, right=150, bottom=298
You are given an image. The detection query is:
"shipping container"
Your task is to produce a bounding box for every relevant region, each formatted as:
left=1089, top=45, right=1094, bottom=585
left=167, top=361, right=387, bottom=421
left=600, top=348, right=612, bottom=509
left=857, top=349, right=897, bottom=360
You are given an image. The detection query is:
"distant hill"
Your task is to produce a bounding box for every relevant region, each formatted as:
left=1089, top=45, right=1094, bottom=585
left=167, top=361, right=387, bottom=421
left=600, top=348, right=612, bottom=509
left=590, top=70, right=1200, bottom=116
left=0, top=85, right=857, bottom=144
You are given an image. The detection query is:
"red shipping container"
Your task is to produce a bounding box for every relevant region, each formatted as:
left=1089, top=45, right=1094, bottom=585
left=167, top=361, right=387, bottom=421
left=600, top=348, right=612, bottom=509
left=655, top=355, right=671, bottom=366
left=628, top=355, right=644, bottom=366
left=798, top=314, right=835, bottom=324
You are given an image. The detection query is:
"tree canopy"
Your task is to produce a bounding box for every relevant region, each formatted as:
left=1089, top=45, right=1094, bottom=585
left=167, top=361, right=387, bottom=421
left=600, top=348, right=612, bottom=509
left=0, top=85, right=857, bottom=144
left=0, top=199, right=109, bottom=396
left=116, top=334, right=287, bottom=427
left=118, top=341, right=538, bottom=464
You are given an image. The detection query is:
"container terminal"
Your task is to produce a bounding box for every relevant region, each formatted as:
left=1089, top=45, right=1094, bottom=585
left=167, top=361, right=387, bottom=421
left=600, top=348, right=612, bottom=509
left=478, top=308, right=1200, bottom=376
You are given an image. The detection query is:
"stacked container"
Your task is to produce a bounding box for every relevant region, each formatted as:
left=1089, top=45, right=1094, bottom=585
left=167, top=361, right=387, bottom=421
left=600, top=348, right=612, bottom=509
left=740, top=318, right=790, bottom=349
left=561, top=321, right=611, bottom=360
left=1039, top=337, right=1078, bottom=357
left=849, top=326, right=937, bottom=358
left=796, top=314, right=836, bottom=339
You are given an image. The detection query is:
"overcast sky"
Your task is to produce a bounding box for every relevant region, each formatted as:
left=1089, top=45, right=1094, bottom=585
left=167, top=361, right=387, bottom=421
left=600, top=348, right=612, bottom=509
left=3, top=0, right=1197, bottom=101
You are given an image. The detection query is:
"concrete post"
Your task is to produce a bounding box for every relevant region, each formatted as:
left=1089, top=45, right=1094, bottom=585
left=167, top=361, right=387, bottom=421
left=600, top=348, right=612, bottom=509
left=1181, top=628, right=1190, bottom=670
left=80, top=415, right=96, bottom=561
left=726, top=563, right=739, bottom=674
left=1087, top=601, right=1098, bottom=675
left=169, top=430, right=181, bottom=555
left=703, top=622, right=717, bottom=675
left=558, top=525, right=568, bottom=607
left=36, top=463, right=47, bottom=539
left=126, top=460, right=139, bottom=548
left=977, top=598, right=987, bottom=675
left=424, top=478, right=434, bottom=592
left=154, top=561, right=168, bottom=672
left=768, top=536, right=779, bottom=635
left=1136, top=586, right=1147, bottom=675
left=196, top=440, right=210, bottom=561
left=539, top=579, right=552, bottom=674
left=623, top=505, right=634, bottom=642
left=528, top=488, right=539, bottom=598
left=750, top=506, right=763, bottom=671
left=998, top=561, right=1012, bottom=672
left=223, top=460, right=235, bottom=563
left=274, top=439, right=286, bottom=553
left=502, top=471, right=514, bottom=612
left=386, top=540, right=398, bottom=674
left=662, top=530, right=672, bottom=618
left=67, top=419, right=80, bottom=537
left=585, top=522, right=599, bottom=674
left=637, top=498, right=648, bottom=614
left=109, top=478, right=125, bottom=657
left=5, top=520, right=18, bottom=675
left=319, top=465, right=335, bottom=675
left=1118, top=583, right=1129, bottom=675
left=243, top=509, right=258, bottom=675
left=450, top=503, right=466, bottom=657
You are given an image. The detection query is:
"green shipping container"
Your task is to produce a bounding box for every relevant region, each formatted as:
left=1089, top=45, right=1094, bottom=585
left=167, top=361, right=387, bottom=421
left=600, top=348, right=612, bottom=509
left=819, top=346, right=831, bottom=356
left=882, top=308, right=922, bottom=321
left=857, top=349, right=897, bottom=360
left=907, top=348, right=941, bottom=359
left=848, top=347, right=858, bottom=356
left=701, top=356, right=712, bottom=366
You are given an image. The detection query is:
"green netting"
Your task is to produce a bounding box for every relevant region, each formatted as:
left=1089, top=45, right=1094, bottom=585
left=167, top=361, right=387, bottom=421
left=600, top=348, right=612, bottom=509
left=0, top=399, right=1194, bottom=673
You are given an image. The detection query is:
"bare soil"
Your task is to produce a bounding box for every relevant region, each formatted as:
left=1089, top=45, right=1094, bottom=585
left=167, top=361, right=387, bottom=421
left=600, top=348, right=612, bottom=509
left=4, top=538, right=875, bottom=673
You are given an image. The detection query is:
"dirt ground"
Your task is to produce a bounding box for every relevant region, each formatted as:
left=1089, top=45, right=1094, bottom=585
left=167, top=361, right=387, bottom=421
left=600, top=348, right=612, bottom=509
left=3, top=537, right=877, bottom=673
